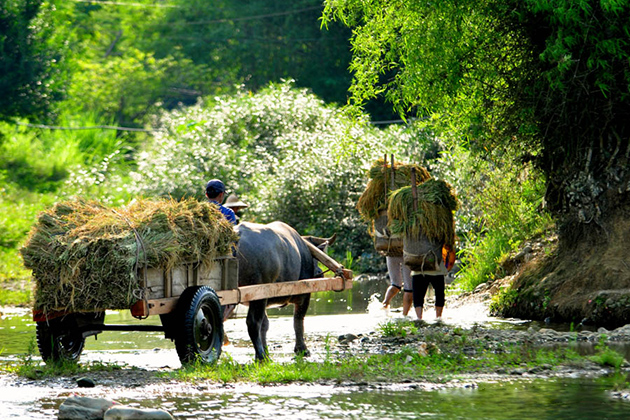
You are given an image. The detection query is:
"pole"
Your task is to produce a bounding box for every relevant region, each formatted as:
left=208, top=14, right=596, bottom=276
left=383, top=153, right=388, bottom=199
left=411, top=167, right=418, bottom=212
left=390, top=154, right=395, bottom=190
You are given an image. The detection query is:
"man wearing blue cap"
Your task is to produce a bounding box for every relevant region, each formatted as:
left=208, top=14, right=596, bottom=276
left=205, top=179, right=237, bottom=225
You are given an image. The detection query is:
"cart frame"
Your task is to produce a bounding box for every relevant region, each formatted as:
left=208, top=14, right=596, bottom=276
left=32, top=240, right=352, bottom=365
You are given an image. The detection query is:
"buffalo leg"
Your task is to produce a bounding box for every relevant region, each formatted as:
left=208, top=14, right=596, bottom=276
left=292, top=293, right=311, bottom=357
left=261, top=311, right=270, bottom=352
left=246, top=299, right=268, bottom=360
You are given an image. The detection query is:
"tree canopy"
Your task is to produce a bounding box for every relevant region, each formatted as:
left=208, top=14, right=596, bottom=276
left=0, top=0, right=72, bottom=120
left=324, top=0, right=630, bottom=242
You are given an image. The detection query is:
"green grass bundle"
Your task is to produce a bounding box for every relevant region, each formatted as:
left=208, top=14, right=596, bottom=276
left=356, top=159, right=431, bottom=221
left=388, top=179, right=458, bottom=247
left=21, top=198, right=239, bottom=314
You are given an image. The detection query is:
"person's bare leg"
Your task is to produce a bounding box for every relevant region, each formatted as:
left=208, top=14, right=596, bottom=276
left=415, top=306, right=423, bottom=320
left=382, top=285, right=400, bottom=308
left=402, top=291, right=413, bottom=316
left=435, top=306, right=443, bottom=319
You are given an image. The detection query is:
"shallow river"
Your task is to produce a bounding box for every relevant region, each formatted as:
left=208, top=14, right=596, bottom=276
left=1, top=278, right=629, bottom=419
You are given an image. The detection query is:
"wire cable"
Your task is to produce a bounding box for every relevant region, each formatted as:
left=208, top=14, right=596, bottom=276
left=16, top=122, right=154, bottom=132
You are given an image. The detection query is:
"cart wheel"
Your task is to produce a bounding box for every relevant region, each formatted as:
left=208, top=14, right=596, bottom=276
left=36, top=318, right=85, bottom=363
left=175, top=286, right=224, bottom=365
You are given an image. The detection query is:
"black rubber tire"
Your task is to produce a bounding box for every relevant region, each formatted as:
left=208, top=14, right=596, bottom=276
left=175, top=286, right=224, bottom=365
left=36, top=317, right=85, bottom=363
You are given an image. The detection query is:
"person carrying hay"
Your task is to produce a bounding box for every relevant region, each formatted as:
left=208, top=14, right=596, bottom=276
left=388, top=179, right=458, bottom=321
left=357, top=158, right=431, bottom=316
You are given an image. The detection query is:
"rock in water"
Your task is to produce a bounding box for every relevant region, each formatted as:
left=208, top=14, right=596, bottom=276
left=58, top=396, right=116, bottom=420
left=77, top=377, right=96, bottom=388
left=104, top=406, right=174, bottom=420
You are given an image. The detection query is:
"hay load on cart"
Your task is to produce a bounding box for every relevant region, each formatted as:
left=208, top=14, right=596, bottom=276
left=21, top=198, right=239, bottom=315
left=21, top=198, right=240, bottom=364
left=356, top=156, right=430, bottom=256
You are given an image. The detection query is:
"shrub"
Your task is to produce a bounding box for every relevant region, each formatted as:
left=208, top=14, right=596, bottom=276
left=124, top=81, right=439, bottom=272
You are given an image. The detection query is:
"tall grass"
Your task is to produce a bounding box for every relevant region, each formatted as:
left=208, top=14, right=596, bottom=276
left=0, top=112, right=123, bottom=192
left=433, top=148, right=554, bottom=292
left=0, top=113, right=133, bottom=302
left=0, top=177, right=56, bottom=294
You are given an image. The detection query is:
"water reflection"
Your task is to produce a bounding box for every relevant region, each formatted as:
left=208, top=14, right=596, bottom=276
left=5, top=378, right=629, bottom=420
left=266, top=274, right=385, bottom=317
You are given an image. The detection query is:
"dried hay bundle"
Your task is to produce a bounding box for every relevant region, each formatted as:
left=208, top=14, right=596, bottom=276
left=388, top=179, right=458, bottom=247
left=21, top=198, right=239, bottom=313
left=356, top=158, right=431, bottom=222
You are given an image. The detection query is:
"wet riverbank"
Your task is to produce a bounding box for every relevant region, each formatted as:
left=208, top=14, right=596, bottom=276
left=3, top=284, right=630, bottom=419
left=3, top=314, right=630, bottom=419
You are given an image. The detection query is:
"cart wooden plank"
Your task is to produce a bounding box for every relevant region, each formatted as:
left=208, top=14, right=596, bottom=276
left=221, top=275, right=352, bottom=305
left=138, top=275, right=352, bottom=317
left=302, top=238, right=345, bottom=276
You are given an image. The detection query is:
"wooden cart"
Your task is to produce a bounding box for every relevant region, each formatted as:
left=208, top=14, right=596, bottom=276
left=32, top=241, right=352, bottom=365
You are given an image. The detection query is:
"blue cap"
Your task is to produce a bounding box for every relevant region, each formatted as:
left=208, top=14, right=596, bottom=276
left=205, top=179, right=225, bottom=196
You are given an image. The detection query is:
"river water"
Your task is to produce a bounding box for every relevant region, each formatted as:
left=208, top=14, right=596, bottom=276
left=1, top=277, right=629, bottom=419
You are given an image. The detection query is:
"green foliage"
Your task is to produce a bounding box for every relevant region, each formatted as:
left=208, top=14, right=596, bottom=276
left=588, top=336, right=626, bottom=370
left=324, top=0, right=630, bottom=234
left=0, top=0, right=73, bottom=120
left=378, top=319, right=418, bottom=338
left=167, top=326, right=584, bottom=384
left=0, top=281, right=31, bottom=306
left=343, top=250, right=354, bottom=271
left=489, top=287, right=520, bottom=315
left=150, top=0, right=355, bottom=109
left=0, top=172, right=57, bottom=292
left=52, top=0, right=371, bottom=127
left=323, top=0, right=533, bottom=144
left=0, top=113, right=124, bottom=193
left=68, top=49, right=220, bottom=126
left=3, top=338, right=124, bottom=379
left=0, top=123, right=74, bottom=193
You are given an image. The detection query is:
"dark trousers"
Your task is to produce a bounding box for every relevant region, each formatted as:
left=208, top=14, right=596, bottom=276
left=412, top=274, right=445, bottom=308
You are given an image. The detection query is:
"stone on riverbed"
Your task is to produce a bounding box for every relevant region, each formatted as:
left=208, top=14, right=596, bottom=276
left=338, top=333, right=359, bottom=344
left=104, top=406, right=174, bottom=420
left=58, top=396, right=116, bottom=420
left=58, top=397, right=173, bottom=420
left=77, top=377, right=96, bottom=388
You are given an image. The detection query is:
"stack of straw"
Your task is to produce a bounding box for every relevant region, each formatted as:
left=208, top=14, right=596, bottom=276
left=387, top=179, right=458, bottom=247
left=356, top=158, right=431, bottom=222
left=21, top=198, right=239, bottom=314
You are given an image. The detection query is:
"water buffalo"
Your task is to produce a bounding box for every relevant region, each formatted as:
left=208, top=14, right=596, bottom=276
left=234, top=221, right=335, bottom=361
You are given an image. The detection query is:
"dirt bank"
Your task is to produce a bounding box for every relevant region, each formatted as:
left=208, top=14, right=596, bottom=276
left=478, top=223, right=630, bottom=328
